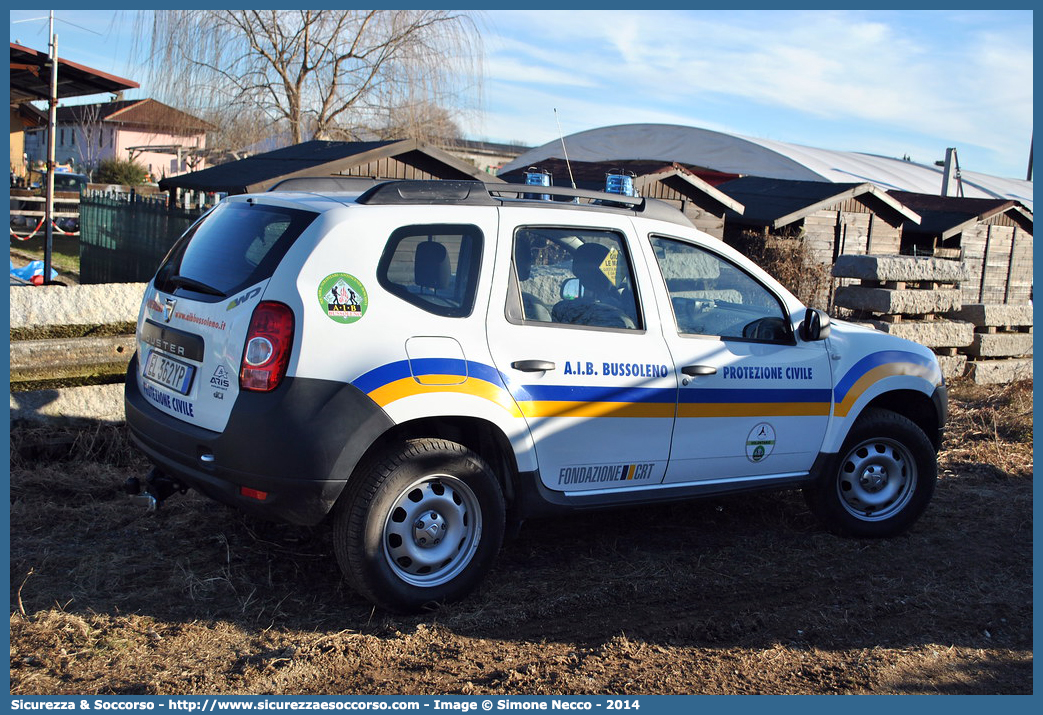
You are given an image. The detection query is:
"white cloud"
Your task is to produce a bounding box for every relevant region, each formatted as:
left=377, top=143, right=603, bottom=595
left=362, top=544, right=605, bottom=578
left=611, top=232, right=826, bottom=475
left=479, top=10, right=1032, bottom=177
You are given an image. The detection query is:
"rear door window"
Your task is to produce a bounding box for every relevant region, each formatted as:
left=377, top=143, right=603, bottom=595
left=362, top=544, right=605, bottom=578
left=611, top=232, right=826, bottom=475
left=377, top=224, right=483, bottom=317
left=155, top=202, right=317, bottom=298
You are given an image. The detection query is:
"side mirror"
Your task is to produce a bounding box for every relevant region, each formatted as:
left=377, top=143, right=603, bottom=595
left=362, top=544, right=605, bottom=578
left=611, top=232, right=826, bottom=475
left=800, top=307, right=831, bottom=341
left=560, top=277, right=584, bottom=301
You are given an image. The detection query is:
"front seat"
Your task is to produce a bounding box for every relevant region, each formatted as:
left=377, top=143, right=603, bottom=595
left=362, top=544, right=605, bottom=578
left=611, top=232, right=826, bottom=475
left=551, top=243, right=636, bottom=329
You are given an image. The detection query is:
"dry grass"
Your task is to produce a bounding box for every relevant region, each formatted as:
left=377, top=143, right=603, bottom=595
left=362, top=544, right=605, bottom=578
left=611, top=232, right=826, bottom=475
left=8, top=382, right=1033, bottom=694
left=727, top=229, right=833, bottom=308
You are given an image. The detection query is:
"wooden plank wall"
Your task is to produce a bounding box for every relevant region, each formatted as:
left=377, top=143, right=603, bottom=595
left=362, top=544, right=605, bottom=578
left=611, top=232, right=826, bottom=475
left=338, top=157, right=440, bottom=181
left=638, top=181, right=727, bottom=238
left=961, top=218, right=1033, bottom=304
left=802, top=198, right=902, bottom=267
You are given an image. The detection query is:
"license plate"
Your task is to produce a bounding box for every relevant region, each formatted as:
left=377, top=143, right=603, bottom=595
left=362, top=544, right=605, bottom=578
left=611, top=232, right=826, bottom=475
left=143, top=350, right=195, bottom=395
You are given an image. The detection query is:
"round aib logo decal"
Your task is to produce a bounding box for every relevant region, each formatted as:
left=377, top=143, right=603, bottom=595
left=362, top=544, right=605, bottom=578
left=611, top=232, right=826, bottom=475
left=318, top=273, right=368, bottom=324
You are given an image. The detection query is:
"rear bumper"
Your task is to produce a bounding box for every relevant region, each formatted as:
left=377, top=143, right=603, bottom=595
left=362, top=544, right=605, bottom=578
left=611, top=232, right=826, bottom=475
left=124, top=354, right=394, bottom=525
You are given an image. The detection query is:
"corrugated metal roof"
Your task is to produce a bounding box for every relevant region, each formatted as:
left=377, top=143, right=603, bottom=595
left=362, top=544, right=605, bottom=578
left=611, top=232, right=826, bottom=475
left=500, top=123, right=1033, bottom=211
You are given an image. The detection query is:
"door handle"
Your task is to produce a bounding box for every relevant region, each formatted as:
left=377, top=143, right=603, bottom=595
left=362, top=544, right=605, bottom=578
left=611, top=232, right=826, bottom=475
left=681, top=365, right=717, bottom=377
left=512, top=360, right=556, bottom=372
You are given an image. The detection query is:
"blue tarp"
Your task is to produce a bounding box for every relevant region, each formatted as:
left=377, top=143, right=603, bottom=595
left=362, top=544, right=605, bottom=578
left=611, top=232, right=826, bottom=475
left=10, top=259, right=59, bottom=283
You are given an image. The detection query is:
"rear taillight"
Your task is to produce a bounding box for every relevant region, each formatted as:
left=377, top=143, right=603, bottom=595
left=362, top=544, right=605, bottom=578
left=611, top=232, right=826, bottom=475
left=240, top=302, right=294, bottom=392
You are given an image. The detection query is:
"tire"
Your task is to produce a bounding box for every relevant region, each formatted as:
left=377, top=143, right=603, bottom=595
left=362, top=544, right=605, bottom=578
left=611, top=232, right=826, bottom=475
left=804, top=408, right=937, bottom=538
left=333, top=438, right=505, bottom=612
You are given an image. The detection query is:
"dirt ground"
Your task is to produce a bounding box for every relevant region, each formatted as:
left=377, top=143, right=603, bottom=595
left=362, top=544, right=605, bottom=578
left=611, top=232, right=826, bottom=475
left=8, top=380, right=1033, bottom=695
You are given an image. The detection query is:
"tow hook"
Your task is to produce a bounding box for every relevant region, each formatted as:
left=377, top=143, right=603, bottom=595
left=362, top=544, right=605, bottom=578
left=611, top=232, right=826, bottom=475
left=125, top=468, right=187, bottom=511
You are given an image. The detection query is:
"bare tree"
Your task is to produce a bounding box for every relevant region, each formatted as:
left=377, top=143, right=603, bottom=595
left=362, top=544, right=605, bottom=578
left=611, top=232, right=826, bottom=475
left=140, top=10, right=482, bottom=146
left=72, top=103, right=106, bottom=179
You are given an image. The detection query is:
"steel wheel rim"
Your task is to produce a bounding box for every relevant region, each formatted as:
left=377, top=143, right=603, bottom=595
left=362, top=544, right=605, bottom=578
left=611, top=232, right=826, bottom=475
left=382, top=475, right=482, bottom=587
left=836, top=437, right=917, bottom=521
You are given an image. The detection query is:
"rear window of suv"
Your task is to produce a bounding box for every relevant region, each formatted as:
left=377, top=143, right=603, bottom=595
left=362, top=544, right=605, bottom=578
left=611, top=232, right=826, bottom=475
left=154, top=201, right=317, bottom=298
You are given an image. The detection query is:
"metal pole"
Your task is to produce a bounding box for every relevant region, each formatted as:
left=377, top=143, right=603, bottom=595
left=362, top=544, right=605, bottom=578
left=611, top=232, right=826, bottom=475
left=1027, top=132, right=1034, bottom=182
left=44, top=11, right=58, bottom=284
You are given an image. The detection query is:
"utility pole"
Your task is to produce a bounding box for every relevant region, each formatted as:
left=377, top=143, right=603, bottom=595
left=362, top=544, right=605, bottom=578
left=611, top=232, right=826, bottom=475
left=44, top=10, right=58, bottom=284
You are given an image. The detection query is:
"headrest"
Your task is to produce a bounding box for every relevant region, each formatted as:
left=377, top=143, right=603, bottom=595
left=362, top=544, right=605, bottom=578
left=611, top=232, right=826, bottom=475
left=414, top=241, right=451, bottom=290
left=514, top=234, right=533, bottom=281
left=572, top=242, right=614, bottom=296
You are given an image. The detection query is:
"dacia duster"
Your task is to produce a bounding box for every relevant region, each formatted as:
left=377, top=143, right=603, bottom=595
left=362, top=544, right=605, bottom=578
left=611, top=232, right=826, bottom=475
left=125, top=178, right=947, bottom=612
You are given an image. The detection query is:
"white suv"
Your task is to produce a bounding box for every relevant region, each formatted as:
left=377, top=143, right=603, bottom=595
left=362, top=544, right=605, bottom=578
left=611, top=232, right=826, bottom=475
left=125, top=179, right=947, bottom=612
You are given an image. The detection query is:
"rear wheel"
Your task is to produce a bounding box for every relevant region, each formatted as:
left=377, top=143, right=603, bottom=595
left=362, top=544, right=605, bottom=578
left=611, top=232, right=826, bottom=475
left=333, top=438, right=505, bottom=612
left=804, top=409, right=937, bottom=538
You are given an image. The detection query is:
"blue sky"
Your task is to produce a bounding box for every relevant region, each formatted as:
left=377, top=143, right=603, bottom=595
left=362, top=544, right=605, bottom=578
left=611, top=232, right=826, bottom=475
left=9, top=9, right=1034, bottom=180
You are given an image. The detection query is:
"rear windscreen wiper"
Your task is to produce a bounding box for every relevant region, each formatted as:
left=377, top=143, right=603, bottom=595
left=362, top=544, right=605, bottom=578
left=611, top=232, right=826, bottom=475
left=169, top=274, right=225, bottom=297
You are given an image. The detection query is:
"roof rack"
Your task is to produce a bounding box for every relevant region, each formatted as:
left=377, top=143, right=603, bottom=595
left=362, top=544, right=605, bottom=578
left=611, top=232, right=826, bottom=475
left=487, top=183, right=642, bottom=207
left=354, top=180, right=693, bottom=227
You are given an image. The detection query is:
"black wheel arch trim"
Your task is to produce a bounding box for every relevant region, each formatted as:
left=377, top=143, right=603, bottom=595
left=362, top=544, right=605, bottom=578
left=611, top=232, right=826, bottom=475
left=124, top=353, right=395, bottom=525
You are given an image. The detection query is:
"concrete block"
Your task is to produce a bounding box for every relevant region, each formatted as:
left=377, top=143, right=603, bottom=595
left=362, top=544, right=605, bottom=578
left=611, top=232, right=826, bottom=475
left=10, top=384, right=125, bottom=424
left=832, top=255, right=966, bottom=283
left=966, top=358, right=1034, bottom=385
left=965, top=332, right=1034, bottom=358
left=947, top=303, right=1033, bottom=328
left=9, top=283, right=147, bottom=331
left=865, top=319, right=975, bottom=349
left=935, top=354, right=968, bottom=381
left=834, top=286, right=962, bottom=315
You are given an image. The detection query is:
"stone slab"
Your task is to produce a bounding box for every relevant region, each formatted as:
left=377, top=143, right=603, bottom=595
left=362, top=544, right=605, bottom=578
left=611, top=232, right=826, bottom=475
left=947, top=303, right=1033, bottom=328
left=966, top=358, right=1034, bottom=385
left=965, top=332, right=1034, bottom=358
left=935, top=354, right=968, bottom=381
left=832, top=255, right=966, bottom=283
left=10, top=383, right=125, bottom=424
left=834, top=286, right=962, bottom=315
left=864, top=320, right=975, bottom=349
left=9, top=283, right=147, bottom=331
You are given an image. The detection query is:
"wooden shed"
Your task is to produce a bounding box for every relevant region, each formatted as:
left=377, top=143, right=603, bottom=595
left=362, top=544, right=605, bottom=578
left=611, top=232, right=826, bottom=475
left=890, top=191, right=1033, bottom=304
left=498, top=158, right=742, bottom=238
left=159, top=138, right=501, bottom=202
left=716, top=177, right=922, bottom=264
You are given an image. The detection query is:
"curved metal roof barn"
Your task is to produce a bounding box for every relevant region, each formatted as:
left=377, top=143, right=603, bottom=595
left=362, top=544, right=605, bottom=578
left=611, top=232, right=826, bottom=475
left=500, top=124, right=1033, bottom=211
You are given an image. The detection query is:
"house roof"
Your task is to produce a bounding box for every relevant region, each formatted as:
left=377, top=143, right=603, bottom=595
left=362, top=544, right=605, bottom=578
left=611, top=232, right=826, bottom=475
left=55, top=99, right=214, bottom=133
left=500, top=123, right=1033, bottom=211
left=717, top=176, right=920, bottom=229
left=14, top=101, right=47, bottom=128
left=499, top=157, right=737, bottom=188
left=889, top=191, right=1032, bottom=239
left=158, top=139, right=503, bottom=194
left=499, top=158, right=743, bottom=216
left=10, top=42, right=138, bottom=103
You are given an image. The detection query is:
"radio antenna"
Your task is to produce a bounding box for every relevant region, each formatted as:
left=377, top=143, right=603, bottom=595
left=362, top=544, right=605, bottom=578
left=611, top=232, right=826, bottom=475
left=554, top=108, right=577, bottom=189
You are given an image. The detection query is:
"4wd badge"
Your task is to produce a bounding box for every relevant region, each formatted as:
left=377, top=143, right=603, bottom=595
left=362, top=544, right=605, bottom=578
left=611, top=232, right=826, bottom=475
left=318, top=273, right=368, bottom=324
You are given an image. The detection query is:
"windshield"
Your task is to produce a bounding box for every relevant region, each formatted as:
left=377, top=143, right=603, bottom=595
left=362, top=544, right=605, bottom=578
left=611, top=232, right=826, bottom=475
left=154, top=201, right=317, bottom=298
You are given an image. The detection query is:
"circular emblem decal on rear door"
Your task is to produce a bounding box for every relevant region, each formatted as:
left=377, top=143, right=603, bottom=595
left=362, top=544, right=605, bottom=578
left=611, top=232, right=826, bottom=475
left=746, top=422, right=777, bottom=463
left=318, top=273, right=368, bottom=324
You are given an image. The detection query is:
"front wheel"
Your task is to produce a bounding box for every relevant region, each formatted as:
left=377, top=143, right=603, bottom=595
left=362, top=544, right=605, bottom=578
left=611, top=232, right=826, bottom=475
left=333, top=438, right=505, bottom=612
left=804, top=409, right=937, bottom=538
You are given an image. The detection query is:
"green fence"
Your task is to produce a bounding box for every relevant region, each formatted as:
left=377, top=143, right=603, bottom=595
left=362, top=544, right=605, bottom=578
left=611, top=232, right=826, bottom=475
left=79, top=193, right=205, bottom=284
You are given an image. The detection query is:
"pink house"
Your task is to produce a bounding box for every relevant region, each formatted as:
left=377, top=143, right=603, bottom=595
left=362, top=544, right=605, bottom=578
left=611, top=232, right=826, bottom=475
left=24, top=98, right=214, bottom=181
